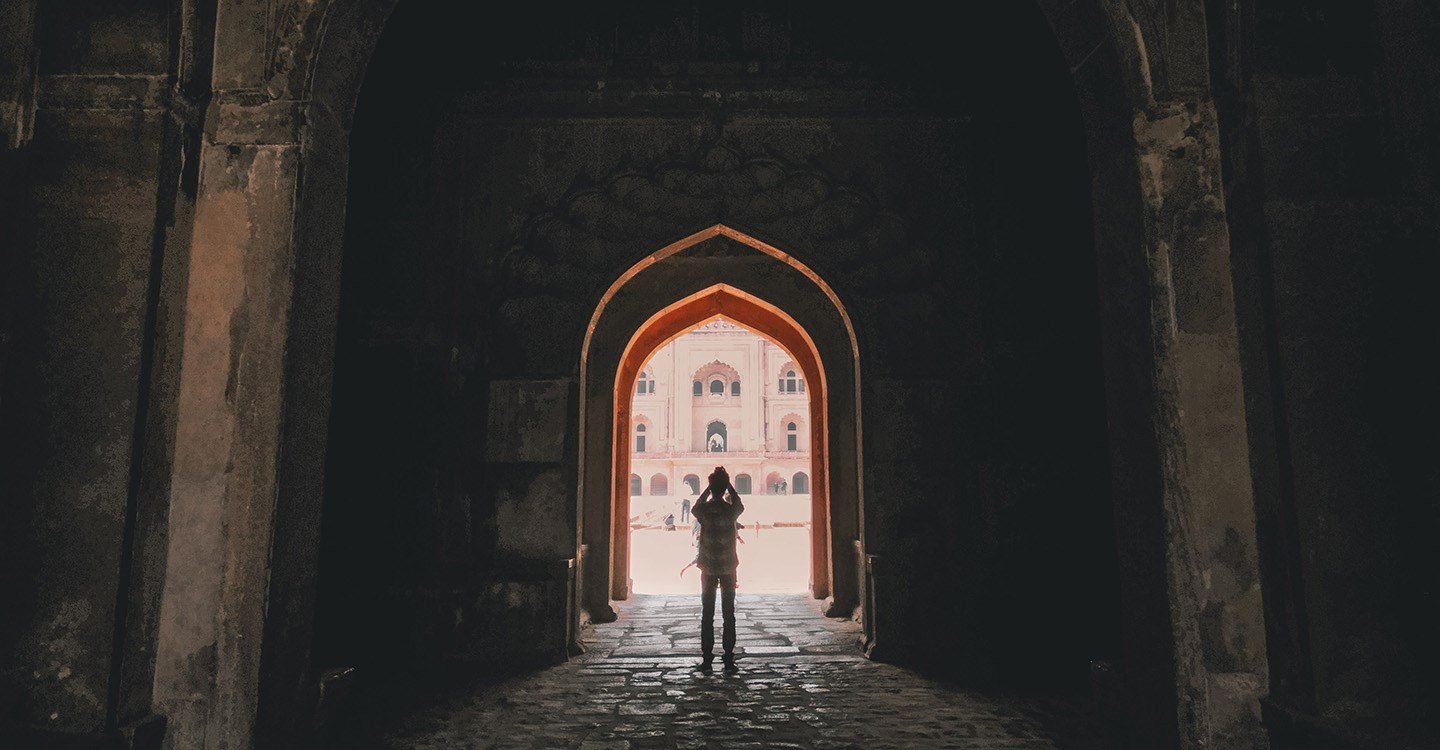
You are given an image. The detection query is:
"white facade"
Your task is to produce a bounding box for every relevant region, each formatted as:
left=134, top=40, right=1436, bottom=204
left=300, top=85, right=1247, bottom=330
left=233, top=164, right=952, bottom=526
left=628, top=319, right=812, bottom=504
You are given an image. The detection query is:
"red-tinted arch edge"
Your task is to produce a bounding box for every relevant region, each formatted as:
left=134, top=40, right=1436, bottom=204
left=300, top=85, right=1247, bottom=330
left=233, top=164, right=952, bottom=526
left=611, top=285, right=832, bottom=599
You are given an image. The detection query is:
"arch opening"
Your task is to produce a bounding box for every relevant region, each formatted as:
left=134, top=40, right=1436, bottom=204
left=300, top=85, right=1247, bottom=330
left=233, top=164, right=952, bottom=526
left=625, top=316, right=817, bottom=594
left=578, top=226, right=863, bottom=620
left=610, top=285, right=836, bottom=601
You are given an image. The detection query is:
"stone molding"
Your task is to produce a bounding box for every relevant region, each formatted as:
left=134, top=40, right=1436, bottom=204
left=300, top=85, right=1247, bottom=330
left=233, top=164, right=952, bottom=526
left=36, top=74, right=169, bottom=112
left=205, top=93, right=308, bottom=146
left=448, top=84, right=973, bottom=119
left=691, top=359, right=741, bottom=384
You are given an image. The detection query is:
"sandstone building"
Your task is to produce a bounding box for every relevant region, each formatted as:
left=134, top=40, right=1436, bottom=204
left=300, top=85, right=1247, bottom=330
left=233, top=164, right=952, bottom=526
left=629, top=321, right=811, bottom=502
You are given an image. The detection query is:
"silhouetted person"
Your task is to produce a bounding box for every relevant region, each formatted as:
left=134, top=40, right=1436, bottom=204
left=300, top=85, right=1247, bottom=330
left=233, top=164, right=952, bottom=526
left=692, top=466, right=744, bottom=669
left=680, top=517, right=744, bottom=580
left=680, top=497, right=691, bottom=523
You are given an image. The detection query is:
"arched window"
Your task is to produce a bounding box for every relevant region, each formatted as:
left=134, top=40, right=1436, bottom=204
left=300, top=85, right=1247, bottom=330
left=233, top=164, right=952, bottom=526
left=692, top=360, right=739, bottom=400
left=636, top=370, right=654, bottom=395
left=650, top=473, right=668, bottom=496
left=786, top=421, right=798, bottom=451
left=683, top=474, right=700, bottom=495
left=792, top=472, right=809, bottom=494
left=635, top=423, right=646, bottom=453
left=779, top=369, right=804, bottom=393
left=765, top=471, right=785, bottom=495
left=735, top=474, right=752, bottom=494
left=629, top=474, right=642, bottom=496
left=706, top=421, right=727, bottom=452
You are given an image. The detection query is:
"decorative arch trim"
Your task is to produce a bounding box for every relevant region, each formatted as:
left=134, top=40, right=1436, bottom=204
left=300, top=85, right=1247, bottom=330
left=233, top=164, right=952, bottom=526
left=610, top=283, right=835, bottom=600
left=582, top=225, right=860, bottom=374
left=691, top=360, right=741, bottom=384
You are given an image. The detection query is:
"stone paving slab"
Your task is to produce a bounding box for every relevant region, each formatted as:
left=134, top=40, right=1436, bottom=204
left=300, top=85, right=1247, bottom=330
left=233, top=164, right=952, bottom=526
left=354, top=594, right=1110, bottom=749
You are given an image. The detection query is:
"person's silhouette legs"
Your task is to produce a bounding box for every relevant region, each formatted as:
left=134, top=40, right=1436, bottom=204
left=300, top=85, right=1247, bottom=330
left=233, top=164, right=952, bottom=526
left=720, top=573, right=736, bottom=660
left=701, top=573, right=717, bottom=667
left=702, top=572, right=737, bottom=668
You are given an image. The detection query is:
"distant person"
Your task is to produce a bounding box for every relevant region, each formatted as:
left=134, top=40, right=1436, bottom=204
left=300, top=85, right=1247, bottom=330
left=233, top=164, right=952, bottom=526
left=680, top=497, right=691, bottom=523
left=731, top=521, right=747, bottom=588
left=663, top=513, right=676, bottom=531
left=692, top=466, right=745, bottom=669
left=680, top=518, right=703, bottom=579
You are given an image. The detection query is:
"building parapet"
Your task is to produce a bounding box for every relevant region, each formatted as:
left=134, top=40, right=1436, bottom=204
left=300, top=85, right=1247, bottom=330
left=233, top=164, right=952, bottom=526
left=632, top=450, right=810, bottom=460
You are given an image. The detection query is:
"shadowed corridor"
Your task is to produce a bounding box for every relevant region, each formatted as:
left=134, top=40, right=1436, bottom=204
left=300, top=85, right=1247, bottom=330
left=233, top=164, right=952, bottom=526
left=342, top=596, right=1106, bottom=749
left=5, top=2, right=1439, bottom=748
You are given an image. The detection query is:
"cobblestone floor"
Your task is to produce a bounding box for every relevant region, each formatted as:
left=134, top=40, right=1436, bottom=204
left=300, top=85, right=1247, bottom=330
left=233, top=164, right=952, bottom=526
left=352, top=595, right=1109, bottom=749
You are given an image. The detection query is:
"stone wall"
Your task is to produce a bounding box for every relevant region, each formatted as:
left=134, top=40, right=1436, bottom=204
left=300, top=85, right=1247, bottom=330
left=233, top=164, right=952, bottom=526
left=0, top=0, right=201, bottom=741
left=312, top=0, right=1121, bottom=707
left=1208, top=0, right=1440, bottom=743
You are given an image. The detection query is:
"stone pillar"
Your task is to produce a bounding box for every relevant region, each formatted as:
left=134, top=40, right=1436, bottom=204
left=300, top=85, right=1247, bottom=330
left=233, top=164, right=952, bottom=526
left=0, top=0, right=35, bottom=149
left=1131, top=100, right=1270, bottom=747
left=579, top=368, right=618, bottom=622
left=820, top=348, right=858, bottom=614
left=152, top=92, right=350, bottom=748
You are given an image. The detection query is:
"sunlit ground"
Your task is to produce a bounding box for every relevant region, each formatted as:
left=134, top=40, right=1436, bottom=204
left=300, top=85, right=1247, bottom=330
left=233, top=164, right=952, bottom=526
left=630, top=525, right=811, bottom=594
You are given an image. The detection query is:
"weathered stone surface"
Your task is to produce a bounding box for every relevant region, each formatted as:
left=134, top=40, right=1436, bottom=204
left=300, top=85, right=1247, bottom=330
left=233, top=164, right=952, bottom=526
left=0, top=0, right=37, bottom=148
left=342, top=595, right=1108, bottom=749
left=152, top=139, right=307, bottom=750
left=486, top=380, right=574, bottom=463
left=0, top=76, right=171, bottom=736
left=494, top=466, right=575, bottom=558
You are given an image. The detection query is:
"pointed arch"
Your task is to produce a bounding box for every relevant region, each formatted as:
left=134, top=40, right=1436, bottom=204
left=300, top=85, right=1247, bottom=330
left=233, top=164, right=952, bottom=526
left=780, top=412, right=806, bottom=453
left=581, top=225, right=860, bottom=373
left=705, top=420, right=728, bottom=452
left=631, top=415, right=652, bottom=454
left=578, top=224, right=864, bottom=616
left=605, top=283, right=839, bottom=601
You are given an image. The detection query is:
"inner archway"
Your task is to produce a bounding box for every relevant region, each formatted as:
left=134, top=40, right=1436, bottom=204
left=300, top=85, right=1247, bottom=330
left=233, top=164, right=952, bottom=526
left=578, top=227, right=863, bottom=623
left=613, top=285, right=833, bottom=601
left=625, top=318, right=817, bottom=595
